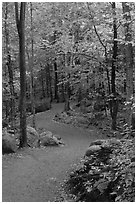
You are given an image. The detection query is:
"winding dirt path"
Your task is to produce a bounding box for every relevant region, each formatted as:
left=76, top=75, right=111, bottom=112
left=2, top=103, right=105, bottom=202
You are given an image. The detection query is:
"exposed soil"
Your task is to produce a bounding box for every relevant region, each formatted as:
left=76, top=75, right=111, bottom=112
left=2, top=103, right=106, bottom=202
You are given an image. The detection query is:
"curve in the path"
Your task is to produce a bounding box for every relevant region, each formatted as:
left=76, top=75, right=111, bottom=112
left=2, top=103, right=105, bottom=202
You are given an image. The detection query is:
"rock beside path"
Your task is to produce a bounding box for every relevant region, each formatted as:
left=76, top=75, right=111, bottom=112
left=2, top=125, right=64, bottom=154
left=85, top=145, right=101, bottom=156
left=27, top=126, right=40, bottom=147
left=40, top=131, right=64, bottom=146
left=2, top=129, right=18, bottom=154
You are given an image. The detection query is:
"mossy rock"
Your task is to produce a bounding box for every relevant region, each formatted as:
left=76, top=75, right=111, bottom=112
left=2, top=130, right=18, bottom=154
left=85, top=145, right=102, bottom=157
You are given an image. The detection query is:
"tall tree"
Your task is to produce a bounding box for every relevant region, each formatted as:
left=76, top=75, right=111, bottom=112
left=110, top=2, right=118, bottom=130
left=53, top=31, right=59, bottom=103
left=54, top=60, right=59, bottom=102
left=122, top=2, right=134, bottom=127
left=15, top=2, right=27, bottom=148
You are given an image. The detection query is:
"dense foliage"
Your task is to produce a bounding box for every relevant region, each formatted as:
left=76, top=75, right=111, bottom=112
left=2, top=3, right=135, bottom=130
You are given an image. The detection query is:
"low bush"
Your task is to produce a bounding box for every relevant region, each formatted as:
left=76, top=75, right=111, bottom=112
left=65, top=139, right=135, bottom=202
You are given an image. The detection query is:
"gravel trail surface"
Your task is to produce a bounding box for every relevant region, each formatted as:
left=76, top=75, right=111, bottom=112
left=2, top=103, right=104, bottom=202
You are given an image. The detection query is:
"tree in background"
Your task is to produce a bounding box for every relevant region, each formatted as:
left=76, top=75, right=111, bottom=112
left=3, top=3, right=15, bottom=129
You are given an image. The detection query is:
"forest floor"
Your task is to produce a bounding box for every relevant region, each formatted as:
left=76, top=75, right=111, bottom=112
left=2, top=103, right=106, bottom=202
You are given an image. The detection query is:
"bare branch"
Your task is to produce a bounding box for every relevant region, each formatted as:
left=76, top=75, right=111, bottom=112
left=86, top=2, right=107, bottom=51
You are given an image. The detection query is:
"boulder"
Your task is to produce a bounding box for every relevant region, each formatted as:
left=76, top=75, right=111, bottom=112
left=2, top=130, right=17, bottom=154
left=90, top=140, right=105, bottom=147
left=27, top=126, right=39, bottom=147
left=85, top=145, right=101, bottom=157
left=40, top=131, right=59, bottom=146
left=40, top=131, right=52, bottom=138
left=90, top=139, right=121, bottom=149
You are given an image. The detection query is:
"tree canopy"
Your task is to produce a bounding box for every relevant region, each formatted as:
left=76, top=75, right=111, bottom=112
left=2, top=2, right=135, bottom=142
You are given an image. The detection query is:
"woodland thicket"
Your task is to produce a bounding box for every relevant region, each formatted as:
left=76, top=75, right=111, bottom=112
left=2, top=2, right=135, bottom=147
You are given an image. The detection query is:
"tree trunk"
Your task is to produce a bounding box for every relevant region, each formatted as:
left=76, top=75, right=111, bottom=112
left=104, top=48, right=111, bottom=95
left=5, top=2, right=15, bottom=129
left=48, top=66, right=53, bottom=102
left=46, top=65, right=50, bottom=98
left=64, top=53, right=70, bottom=112
left=30, top=2, right=36, bottom=128
left=61, top=76, right=65, bottom=102
left=64, top=80, right=70, bottom=112
left=45, top=64, right=52, bottom=100
left=54, top=60, right=59, bottom=102
left=110, top=2, right=118, bottom=130
left=26, top=3, right=35, bottom=128
left=41, top=72, right=46, bottom=98
left=15, top=2, right=27, bottom=148
left=122, top=2, right=134, bottom=127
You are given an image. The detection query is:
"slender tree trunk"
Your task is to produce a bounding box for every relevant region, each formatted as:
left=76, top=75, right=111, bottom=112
left=30, top=2, right=36, bottom=128
left=110, top=2, right=118, bottom=130
left=25, top=4, right=35, bottom=128
left=64, top=84, right=70, bottom=111
left=48, top=66, right=53, bottom=102
left=64, top=53, right=70, bottom=112
left=54, top=60, right=59, bottom=102
left=61, top=75, right=65, bottom=102
left=5, top=2, right=15, bottom=129
left=122, top=2, right=134, bottom=128
left=41, top=73, right=46, bottom=98
left=45, top=64, right=52, bottom=99
left=15, top=2, right=27, bottom=147
left=52, top=30, right=59, bottom=103
left=104, top=48, right=111, bottom=95
left=46, top=64, right=53, bottom=101
left=46, top=65, right=49, bottom=97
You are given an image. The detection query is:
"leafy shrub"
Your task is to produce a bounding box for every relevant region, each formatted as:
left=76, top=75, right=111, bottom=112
left=65, top=139, right=135, bottom=202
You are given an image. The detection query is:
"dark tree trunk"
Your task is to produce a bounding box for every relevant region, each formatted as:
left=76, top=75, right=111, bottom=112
left=78, top=86, right=82, bottom=103
left=5, top=2, right=15, bottom=129
left=61, top=75, right=65, bottom=102
left=41, top=73, right=46, bottom=98
left=46, top=65, right=50, bottom=98
left=110, top=2, right=118, bottom=130
left=64, top=54, right=70, bottom=112
left=45, top=64, right=52, bottom=100
left=64, top=80, right=70, bottom=112
left=15, top=2, right=27, bottom=147
left=49, top=69, right=53, bottom=102
left=54, top=60, right=59, bottom=102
